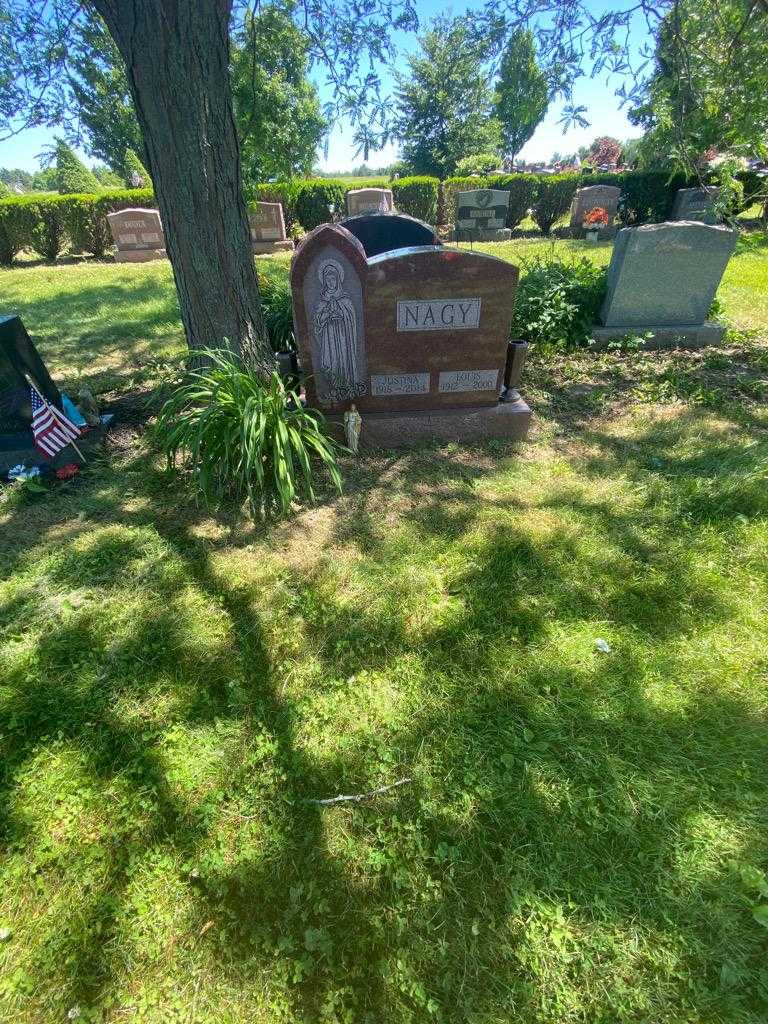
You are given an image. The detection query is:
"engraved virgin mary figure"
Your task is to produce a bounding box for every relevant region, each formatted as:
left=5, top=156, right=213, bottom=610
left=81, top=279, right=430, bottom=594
left=313, top=259, right=359, bottom=402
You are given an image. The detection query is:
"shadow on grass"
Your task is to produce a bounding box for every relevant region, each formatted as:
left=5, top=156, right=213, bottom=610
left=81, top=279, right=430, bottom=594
left=1, top=405, right=767, bottom=1020
left=0, top=257, right=291, bottom=398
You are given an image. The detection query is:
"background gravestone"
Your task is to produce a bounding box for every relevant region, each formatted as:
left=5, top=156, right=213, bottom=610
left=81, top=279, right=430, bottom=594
left=569, top=185, right=621, bottom=238
left=671, top=187, right=720, bottom=223
left=290, top=218, right=531, bottom=445
left=592, top=221, right=737, bottom=347
left=452, top=189, right=511, bottom=241
left=107, top=208, right=166, bottom=262
left=248, top=202, right=293, bottom=253
left=345, top=188, right=395, bottom=216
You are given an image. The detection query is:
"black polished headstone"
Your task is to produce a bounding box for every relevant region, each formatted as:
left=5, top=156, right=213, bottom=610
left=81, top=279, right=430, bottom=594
left=339, top=213, right=439, bottom=258
left=0, top=315, right=62, bottom=435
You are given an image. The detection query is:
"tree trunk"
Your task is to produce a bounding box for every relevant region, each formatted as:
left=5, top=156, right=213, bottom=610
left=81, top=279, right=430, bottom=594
left=92, top=0, right=272, bottom=373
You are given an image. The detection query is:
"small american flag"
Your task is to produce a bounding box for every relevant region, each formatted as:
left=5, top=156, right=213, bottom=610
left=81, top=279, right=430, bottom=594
left=30, top=384, right=82, bottom=458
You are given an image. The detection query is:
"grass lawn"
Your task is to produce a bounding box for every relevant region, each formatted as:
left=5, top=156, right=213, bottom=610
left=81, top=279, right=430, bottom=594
left=1, top=233, right=768, bottom=1022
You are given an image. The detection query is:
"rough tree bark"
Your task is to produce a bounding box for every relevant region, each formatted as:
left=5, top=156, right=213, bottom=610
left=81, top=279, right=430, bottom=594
left=91, top=0, right=272, bottom=372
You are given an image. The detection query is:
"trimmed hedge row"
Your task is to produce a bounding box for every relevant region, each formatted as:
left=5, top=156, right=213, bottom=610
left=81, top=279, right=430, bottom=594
left=0, top=178, right=441, bottom=262
left=0, top=170, right=760, bottom=264
left=0, top=188, right=156, bottom=263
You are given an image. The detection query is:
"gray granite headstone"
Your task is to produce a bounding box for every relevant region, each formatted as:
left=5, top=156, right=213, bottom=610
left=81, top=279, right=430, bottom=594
left=453, top=189, right=511, bottom=241
left=671, top=187, right=719, bottom=223
left=106, top=208, right=166, bottom=262
left=300, top=244, right=367, bottom=406
left=594, top=221, right=737, bottom=346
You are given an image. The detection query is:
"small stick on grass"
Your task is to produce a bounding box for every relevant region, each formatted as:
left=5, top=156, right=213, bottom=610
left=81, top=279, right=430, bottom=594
left=307, top=778, right=413, bottom=806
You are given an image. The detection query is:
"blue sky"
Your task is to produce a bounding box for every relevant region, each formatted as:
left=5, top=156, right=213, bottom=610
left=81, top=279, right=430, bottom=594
left=2, top=0, right=649, bottom=173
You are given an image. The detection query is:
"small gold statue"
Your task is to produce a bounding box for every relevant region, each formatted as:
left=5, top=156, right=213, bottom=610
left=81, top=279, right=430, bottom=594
left=344, top=403, right=362, bottom=454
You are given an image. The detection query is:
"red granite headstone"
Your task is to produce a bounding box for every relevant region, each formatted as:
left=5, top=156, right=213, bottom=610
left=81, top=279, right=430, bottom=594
left=291, top=220, right=525, bottom=423
left=106, top=208, right=166, bottom=262
left=346, top=188, right=394, bottom=216
left=248, top=202, right=294, bottom=253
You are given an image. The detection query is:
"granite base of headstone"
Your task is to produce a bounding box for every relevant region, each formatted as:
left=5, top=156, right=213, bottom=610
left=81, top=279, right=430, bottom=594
left=290, top=214, right=532, bottom=447
left=569, top=185, right=621, bottom=239
left=590, top=221, right=737, bottom=348
left=107, top=208, right=166, bottom=262
left=450, top=189, right=511, bottom=242
left=0, top=315, right=114, bottom=473
left=671, top=187, right=719, bottom=223
left=248, top=201, right=294, bottom=254
left=343, top=400, right=531, bottom=447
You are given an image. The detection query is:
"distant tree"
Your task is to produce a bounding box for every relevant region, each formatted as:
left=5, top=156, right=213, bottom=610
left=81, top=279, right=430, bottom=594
left=53, top=140, right=100, bottom=193
left=455, top=153, right=501, bottom=176
left=124, top=147, right=150, bottom=188
left=620, top=138, right=642, bottom=167
left=494, top=30, right=550, bottom=163
left=586, top=136, right=623, bottom=168
left=67, top=15, right=144, bottom=175
left=394, top=16, right=501, bottom=178
left=629, top=0, right=768, bottom=171
left=0, top=180, right=9, bottom=198
left=0, top=168, right=33, bottom=190
left=31, top=168, right=58, bottom=192
left=231, top=2, right=326, bottom=186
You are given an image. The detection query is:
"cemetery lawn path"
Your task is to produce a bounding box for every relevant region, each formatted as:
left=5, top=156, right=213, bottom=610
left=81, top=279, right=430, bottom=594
left=1, top=236, right=768, bottom=1022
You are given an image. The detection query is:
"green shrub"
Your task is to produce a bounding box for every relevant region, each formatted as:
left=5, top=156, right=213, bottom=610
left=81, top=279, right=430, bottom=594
left=155, top=350, right=343, bottom=520
left=737, top=169, right=765, bottom=209
left=294, top=181, right=346, bottom=230
left=442, top=177, right=478, bottom=225
left=532, top=174, right=580, bottom=235
left=511, top=252, right=606, bottom=353
left=486, top=173, right=540, bottom=228
left=63, top=194, right=106, bottom=255
left=29, top=195, right=70, bottom=260
left=0, top=197, right=39, bottom=263
left=391, top=176, right=439, bottom=222
left=54, top=141, right=100, bottom=194
left=259, top=275, right=295, bottom=351
left=0, top=181, right=9, bottom=199
left=455, top=153, right=501, bottom=176
left=291, top=179, right=404, bottom=229
left=93, top=166, right=124, bottom=188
